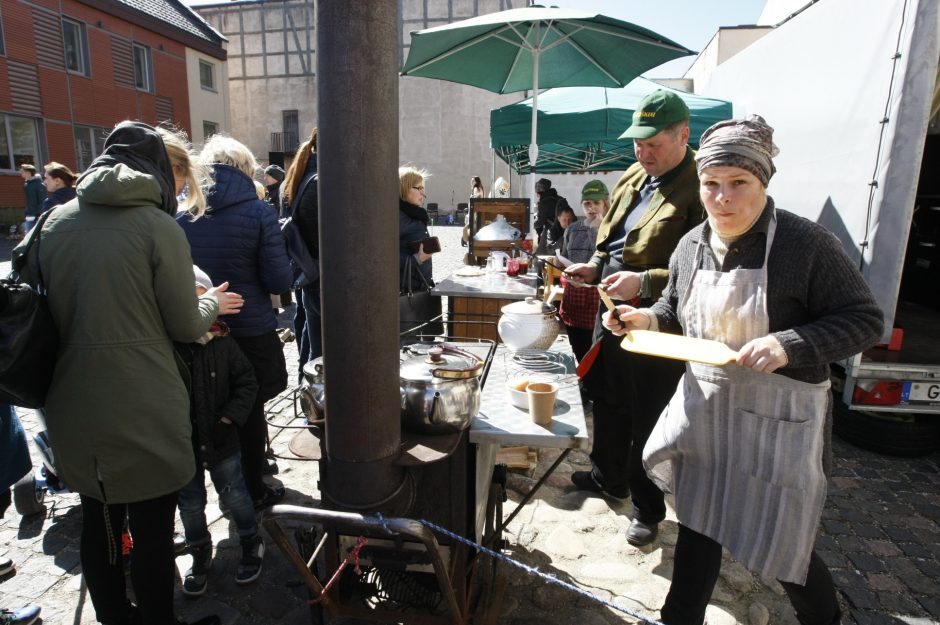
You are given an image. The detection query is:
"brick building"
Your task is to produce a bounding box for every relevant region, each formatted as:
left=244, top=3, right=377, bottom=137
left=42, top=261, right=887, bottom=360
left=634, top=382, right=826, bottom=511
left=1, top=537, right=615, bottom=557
left=0, top=0, right=227, bottom=216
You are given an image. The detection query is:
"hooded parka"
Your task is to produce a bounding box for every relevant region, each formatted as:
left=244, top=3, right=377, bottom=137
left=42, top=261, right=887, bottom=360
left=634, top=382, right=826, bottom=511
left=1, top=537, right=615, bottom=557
left=16, top=163, right=218, bottom=503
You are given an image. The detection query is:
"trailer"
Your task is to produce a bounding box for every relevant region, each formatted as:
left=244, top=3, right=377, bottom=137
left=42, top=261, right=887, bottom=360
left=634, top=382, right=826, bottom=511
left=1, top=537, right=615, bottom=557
left=691, top=0, right=940, bottom=453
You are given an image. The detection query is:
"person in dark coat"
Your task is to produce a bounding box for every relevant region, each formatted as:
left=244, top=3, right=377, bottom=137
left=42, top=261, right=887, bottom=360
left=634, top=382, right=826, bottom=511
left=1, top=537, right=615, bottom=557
left=19, top=164, right=46, bottom=234
left=176, top=267, right=263, bottom=597
left=263, top=164, right=286, bottom=217
left=398, top=166, right=441, bottom=338
left=534, top=177, right=569, bottom=254
left=282, top=128, right=321, bottom=380
left=1, top=403, right=42, bottom=624
left=399, top=165, right=436, bottom=289
left=177, top=134, right=294, bottom=510
left=41, top=162, right=77, bottom=213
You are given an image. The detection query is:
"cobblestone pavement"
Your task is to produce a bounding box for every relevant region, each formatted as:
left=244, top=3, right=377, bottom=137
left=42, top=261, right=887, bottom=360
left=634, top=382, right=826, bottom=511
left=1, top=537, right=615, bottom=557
left=1, top=226, right=939, bottom=625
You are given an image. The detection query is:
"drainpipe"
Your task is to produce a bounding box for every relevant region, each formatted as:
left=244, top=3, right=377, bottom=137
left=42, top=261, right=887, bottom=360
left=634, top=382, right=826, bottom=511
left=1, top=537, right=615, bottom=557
left=317, top=1, right=410, bottom=514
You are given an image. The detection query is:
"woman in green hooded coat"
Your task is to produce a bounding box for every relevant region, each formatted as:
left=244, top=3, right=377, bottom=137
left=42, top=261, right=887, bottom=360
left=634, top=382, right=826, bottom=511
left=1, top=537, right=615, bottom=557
left=15, top=121, right=243, bottom=625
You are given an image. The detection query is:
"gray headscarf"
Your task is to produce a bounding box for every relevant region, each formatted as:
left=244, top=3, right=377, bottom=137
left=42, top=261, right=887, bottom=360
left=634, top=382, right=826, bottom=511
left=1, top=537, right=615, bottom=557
left=695, top=115, right=779, bottom=186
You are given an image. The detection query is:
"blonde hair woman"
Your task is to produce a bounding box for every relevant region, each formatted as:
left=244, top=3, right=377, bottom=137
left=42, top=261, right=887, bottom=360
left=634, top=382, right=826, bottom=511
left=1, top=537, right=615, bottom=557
left=157, top=126, right=209, bottom=218
left=177, top=134, right=294, bottom=510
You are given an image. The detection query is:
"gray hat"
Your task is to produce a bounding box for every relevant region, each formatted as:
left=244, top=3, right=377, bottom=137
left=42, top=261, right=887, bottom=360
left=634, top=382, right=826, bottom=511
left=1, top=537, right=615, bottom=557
left=264, top=165, right=285, bottom=182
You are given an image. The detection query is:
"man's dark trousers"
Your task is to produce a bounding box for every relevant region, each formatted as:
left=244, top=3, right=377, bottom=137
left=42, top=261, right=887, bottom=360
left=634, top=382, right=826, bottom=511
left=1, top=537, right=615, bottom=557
left=588, top=329, right=684, bottom=524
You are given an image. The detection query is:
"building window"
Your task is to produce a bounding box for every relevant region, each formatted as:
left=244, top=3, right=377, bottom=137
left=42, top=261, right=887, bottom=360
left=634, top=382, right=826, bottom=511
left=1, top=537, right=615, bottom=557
left=199, top=60, right=215, bottom=91
left=73, top=125, right=109, bottom=171
left=0, top=114, right=41, bottom=172
left=62, top=19, right=90, bottom=75
left=133, top=44, right=153, bottom=92
left=203, top=121, right=219, bottom=140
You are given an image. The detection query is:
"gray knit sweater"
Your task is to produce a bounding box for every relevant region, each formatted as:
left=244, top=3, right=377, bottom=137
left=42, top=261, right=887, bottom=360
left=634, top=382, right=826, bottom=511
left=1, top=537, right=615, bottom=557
left=650, top=199, right=884, bottom=384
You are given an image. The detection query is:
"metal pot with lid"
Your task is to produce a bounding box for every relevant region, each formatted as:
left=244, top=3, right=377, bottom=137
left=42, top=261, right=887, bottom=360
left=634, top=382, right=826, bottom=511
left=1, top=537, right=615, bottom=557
left=497, top=296, right=560, bottom=351
left=400, top=344, right=483, bottom=434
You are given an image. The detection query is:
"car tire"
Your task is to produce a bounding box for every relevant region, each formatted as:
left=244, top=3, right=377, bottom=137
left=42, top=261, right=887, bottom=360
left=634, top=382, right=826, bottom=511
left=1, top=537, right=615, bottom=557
left=833, top=396, right=940, bottom=457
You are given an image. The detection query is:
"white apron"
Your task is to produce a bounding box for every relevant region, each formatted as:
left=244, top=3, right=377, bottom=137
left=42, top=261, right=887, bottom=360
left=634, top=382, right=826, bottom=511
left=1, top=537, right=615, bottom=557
left=643, top=213, right=829, bottom=585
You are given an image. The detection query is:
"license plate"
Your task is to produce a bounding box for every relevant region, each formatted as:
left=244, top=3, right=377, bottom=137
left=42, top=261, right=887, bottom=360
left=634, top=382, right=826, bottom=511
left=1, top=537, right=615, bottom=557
left=902, top=381, right=940, bottom=404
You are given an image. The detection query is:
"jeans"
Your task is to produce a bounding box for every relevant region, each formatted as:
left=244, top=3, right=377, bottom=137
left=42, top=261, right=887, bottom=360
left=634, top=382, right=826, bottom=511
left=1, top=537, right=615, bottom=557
left=293, top=287, right=309, bottom=380
left=661, top=524, right=841, bottom=625
left=178, top=453, right=257, bottom=546
left=80, top=492, right=178, bottom=625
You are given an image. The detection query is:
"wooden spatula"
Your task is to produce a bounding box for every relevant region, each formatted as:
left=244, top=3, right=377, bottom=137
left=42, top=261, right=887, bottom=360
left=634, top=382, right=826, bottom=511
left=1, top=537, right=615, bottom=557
left=620, top=330, right=738, bottom=365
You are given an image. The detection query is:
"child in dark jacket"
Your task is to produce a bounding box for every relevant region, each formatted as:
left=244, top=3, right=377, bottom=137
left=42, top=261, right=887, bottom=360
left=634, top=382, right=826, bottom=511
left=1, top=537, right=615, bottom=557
left=177, top=266, right=264, bottom=597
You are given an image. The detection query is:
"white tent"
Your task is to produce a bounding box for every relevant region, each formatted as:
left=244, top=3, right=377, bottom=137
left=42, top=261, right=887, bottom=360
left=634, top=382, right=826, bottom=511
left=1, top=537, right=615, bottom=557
left=696, top=0, right=940, bottom=336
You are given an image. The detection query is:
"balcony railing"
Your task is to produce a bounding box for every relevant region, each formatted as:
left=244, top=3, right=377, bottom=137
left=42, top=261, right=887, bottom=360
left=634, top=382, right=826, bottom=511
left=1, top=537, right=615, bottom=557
left=270, top=131, right=299, bottom=155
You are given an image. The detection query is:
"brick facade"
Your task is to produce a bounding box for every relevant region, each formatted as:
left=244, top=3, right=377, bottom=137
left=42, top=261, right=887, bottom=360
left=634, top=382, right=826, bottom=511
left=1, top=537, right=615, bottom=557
left=0, top=0, right=220, bottom=213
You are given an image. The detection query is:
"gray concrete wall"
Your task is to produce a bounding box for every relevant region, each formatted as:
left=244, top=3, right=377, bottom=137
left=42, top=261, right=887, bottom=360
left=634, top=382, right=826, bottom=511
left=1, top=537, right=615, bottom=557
left=196, top=0, right=531, bottom=209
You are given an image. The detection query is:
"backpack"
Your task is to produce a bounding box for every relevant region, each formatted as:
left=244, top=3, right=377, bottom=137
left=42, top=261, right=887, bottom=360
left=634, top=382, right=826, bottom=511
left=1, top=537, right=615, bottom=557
left=281, top=173, right=319, bottom=288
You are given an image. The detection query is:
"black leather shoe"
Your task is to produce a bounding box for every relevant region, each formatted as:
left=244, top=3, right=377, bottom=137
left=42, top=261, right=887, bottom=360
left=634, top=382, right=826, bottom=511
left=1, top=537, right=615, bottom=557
left=570, top=470, right=629, bottom=499
left=626, top=518, right=658, bottom=547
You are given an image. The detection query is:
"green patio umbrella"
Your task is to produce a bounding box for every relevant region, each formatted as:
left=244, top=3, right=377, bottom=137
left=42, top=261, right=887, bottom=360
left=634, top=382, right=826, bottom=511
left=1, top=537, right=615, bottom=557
left=401, top=6, right=693, bottom=233
left=490, top=78, right=733, bottom=174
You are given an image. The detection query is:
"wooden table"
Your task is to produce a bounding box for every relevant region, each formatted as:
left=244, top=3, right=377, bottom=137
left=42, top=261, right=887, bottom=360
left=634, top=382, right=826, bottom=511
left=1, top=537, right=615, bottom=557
left=431, top=272, right=538, bottom=342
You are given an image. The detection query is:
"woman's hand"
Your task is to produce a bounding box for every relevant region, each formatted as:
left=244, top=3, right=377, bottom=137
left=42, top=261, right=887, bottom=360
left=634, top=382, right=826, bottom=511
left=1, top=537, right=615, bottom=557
left=206, top=282, right=245, bottom=315
left=737, top=335, right=788, bottom=373
left=417, top=243, right=433, bottom=263
left=602, top=305, right=652, bottom=336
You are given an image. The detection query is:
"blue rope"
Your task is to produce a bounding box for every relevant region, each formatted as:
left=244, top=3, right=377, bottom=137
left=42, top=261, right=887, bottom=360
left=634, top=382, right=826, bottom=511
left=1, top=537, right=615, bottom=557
left=413, top=517, right=666, bottom=625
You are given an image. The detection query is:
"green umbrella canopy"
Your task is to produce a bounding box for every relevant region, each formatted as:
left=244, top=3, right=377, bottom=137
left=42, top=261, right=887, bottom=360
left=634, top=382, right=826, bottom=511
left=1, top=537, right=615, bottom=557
left=401, top=7, right=694, bottom=93
left=490, top=78, right=733, bottom=174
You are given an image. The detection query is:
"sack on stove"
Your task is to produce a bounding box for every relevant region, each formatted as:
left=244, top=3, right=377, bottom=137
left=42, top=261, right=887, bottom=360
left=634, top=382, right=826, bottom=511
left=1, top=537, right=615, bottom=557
left=400, top=255, right=443, bottom=338
left=1, top=211, right=59, bottom=408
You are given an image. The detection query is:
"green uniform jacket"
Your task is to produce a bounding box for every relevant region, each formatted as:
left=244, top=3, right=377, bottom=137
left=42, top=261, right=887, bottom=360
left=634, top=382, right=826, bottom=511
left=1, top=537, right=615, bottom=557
left=588, top=148, right=705, bottom=300
left=16, top=164, right=218, bottom=503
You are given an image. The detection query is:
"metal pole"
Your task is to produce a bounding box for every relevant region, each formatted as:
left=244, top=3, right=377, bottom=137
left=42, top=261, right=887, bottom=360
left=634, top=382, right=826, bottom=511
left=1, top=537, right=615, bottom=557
left=317, top=0, right=409, bottom=513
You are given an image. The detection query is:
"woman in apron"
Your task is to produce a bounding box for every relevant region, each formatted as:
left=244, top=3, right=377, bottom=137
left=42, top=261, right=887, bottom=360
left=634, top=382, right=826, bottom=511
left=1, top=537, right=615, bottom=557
left=604, top=116, right=883, bottom=625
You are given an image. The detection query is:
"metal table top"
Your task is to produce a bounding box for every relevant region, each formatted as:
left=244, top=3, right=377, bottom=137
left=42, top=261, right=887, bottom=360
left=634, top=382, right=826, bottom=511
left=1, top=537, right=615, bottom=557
left=471, top=340, right=589, bottom=450
left=431, top=271, right=537, bottom=300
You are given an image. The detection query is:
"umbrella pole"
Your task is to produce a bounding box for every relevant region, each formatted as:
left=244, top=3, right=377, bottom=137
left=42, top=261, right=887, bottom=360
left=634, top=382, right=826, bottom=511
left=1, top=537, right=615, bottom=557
left=528, top=50, right=540, bottom=242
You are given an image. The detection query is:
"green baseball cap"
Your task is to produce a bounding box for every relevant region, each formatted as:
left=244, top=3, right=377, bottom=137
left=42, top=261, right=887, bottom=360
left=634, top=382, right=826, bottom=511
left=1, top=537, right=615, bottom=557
left=619, top=90, right=691, bottom=140
left=581, top=179, right=608, bottom=201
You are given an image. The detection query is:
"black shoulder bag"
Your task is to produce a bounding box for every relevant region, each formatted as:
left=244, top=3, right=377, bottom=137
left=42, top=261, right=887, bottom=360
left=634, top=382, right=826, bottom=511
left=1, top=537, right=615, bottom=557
left=1, top=211, right=60, bottom=408
left=281, top=173, right=320, bottom=288
left=399, top=255, right=443, bottom=338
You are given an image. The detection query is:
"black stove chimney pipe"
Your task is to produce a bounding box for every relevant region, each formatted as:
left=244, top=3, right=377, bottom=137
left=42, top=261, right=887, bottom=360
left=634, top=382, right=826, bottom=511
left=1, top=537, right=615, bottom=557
left=316, top=1, right=409, bottom=513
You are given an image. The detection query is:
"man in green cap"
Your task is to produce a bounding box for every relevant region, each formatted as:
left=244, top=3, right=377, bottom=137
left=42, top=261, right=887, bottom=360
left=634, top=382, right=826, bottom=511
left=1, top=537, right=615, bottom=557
left=566, top=90, right=705, bottom=547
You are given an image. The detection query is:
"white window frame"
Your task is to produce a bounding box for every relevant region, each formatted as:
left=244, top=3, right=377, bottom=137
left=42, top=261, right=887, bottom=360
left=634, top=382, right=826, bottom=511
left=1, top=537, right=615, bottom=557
left=203, top=121, right=219, bottom=140
left=199, top=59, right=216, bottom=91
left=73, top=125, right=109, bottom=172
left=62, top=18, right=90, bottom=76
left=0, top=114, right=41, bottom=173
left=133, top=43, right=153, bottom=92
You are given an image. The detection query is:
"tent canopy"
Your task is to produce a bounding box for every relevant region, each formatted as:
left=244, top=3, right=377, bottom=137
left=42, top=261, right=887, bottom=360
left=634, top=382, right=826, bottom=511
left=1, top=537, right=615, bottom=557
left=490, top=77, right=733, bottom=174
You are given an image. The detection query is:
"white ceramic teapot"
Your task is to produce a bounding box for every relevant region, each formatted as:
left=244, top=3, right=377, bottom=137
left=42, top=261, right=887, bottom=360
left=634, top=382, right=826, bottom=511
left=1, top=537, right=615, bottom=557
left=497, top=297, right=560, bottom=351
